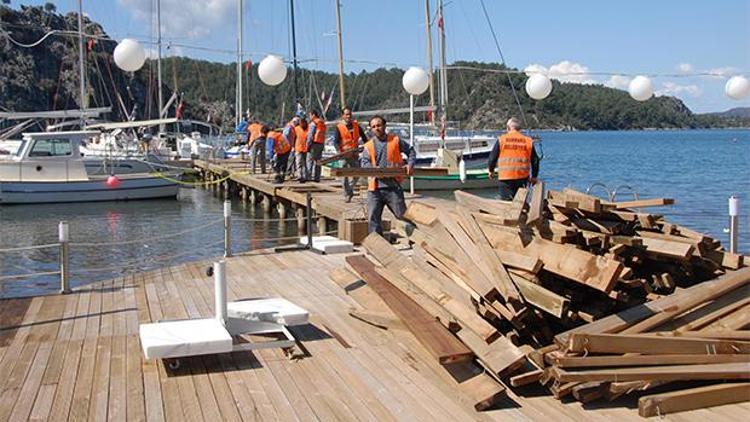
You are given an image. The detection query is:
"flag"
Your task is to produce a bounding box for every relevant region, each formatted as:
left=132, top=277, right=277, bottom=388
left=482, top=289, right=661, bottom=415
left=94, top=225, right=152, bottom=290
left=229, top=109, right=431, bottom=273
left=245, top=59, right=252, bottom=71
left=321, top=90, right=326, bottom=101
left=87, top=39, right=95, bottom=51
left=437, top=15, right=444, bottom=29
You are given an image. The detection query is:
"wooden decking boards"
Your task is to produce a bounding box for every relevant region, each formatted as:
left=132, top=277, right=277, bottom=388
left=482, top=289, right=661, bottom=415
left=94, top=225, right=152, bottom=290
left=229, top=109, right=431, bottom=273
left=1, top=250, right=748, bottom=421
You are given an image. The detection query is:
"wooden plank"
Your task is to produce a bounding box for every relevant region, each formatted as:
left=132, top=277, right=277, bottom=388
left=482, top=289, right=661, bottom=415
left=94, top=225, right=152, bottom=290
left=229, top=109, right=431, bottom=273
left=442, top=362, right=506, bottom=411
left=330, top=167, right=448, bottom=177
left=510, top=273, right=569, bottom=318
left=526, top=181, right=545, bottom=226
left=495, top=250, right=543, bottom=273
left=608, top=198, right=675, bottom=209
left=510, top=369, right=544, bottom=387
left=568, top=332, right=750, bottom=354
left=454, top=190, right=516, bottom=216
left=560, top=188, right=602, bottom=213
left=551, top=362, right=750, bottom=383
left=317, top=145, right=363, bottom=165
left=346, top=255, right=473, bottom=364
left=639, top=236, right=695, bottom=260
left=555, top=267, right=750, bottom=345
left=552, top=354, right=750, bottom=368
left=638, top=383, right=750, bottom=417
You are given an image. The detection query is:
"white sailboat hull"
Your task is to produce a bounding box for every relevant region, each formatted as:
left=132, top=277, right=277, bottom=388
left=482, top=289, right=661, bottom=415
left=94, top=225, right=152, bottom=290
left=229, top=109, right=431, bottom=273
left=0, top=176, right=179, bottom=204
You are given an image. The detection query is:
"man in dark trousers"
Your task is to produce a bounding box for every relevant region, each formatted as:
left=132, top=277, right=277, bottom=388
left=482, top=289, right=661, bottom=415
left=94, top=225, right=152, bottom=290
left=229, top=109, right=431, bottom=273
left=264, top=126, right=292, bottom=183
left=360, top=115, right=415, bottom=235
left=488, top=117, right=540, bottom=200
left=333, top=106, right=368, bottom=202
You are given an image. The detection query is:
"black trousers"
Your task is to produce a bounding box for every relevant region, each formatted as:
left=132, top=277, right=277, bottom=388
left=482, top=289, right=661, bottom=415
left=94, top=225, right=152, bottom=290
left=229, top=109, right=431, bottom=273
left=497, top=178, right=528, bottom=200
left=367, top=186, right=407, bottom=235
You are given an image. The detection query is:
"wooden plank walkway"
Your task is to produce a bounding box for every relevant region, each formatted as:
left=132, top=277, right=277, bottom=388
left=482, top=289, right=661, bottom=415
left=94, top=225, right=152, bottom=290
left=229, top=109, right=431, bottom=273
left=1, top=249, right=748, bottom=421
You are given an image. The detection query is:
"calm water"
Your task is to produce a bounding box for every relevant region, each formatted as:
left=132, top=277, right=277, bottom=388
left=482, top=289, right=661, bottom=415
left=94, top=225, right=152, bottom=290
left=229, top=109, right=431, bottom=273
left=1, top=129, right=748, bottom=298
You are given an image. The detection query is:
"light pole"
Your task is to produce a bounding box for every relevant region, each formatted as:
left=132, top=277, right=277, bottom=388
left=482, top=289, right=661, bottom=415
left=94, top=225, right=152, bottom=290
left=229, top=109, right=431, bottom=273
left=402, top=67, right=429, bottom=195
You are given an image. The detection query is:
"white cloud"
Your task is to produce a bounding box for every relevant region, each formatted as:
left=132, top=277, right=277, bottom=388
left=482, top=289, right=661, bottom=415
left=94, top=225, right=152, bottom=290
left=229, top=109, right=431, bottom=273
left=677, top=63, right=693, bottom=73
left=707, top=66, right=738, bottom=78
left=118, top=0, right=234, bottom=39
left=655, top=81, right=702, bottom=97
left=523, top=60, right=596, bottom=84
left=606, top=74, right=630, bottom=89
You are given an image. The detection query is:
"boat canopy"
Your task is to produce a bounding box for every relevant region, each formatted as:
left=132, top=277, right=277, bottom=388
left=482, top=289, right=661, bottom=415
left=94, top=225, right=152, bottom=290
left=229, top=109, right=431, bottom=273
left=86, top=118, right=179, bottom=130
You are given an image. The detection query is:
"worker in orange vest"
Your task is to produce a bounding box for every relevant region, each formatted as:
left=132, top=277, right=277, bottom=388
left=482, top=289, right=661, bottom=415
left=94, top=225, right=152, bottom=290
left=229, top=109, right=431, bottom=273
left=264, top=126, right=292, bottom=183
left=488, top=117, right=540, bottom=200
left=282, top=116, right=300, bottom=176
left=247, top=119, right=266, bottom=174
left=360, top=115, right=415, bottom=235
left=306, top=110, right=327, bottom=182
left=333, top=106, right=368, bottom=202
left=294, top=116, right=311, bottom=182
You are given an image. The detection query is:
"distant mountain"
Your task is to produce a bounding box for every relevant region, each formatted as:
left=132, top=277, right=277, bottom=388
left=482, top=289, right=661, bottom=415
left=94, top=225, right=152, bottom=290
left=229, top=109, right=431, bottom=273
left=1, top=4, right=748, bottom=132
left=708, top=107, right=750, bottom=118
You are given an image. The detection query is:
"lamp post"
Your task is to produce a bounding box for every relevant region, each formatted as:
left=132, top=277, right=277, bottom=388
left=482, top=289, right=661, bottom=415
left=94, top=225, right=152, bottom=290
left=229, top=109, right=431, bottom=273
left=402, top=67, right=429, bottom=195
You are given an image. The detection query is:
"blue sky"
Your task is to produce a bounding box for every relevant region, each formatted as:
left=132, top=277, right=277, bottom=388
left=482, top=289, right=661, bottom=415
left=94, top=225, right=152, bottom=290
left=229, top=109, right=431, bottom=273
left=15, top=0, right=750, bottom=112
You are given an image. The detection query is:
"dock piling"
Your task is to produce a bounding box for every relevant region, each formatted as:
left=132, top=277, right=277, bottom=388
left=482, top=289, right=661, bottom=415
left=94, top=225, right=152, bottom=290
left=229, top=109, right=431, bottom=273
left=224, top=200, right=232, bottom=257
left=59, top=221, right=70, bottom=294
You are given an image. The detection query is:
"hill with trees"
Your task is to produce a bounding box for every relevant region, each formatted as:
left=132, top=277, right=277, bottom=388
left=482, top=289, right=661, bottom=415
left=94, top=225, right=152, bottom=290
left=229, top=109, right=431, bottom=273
left=1, top=4, right=747, bottom=132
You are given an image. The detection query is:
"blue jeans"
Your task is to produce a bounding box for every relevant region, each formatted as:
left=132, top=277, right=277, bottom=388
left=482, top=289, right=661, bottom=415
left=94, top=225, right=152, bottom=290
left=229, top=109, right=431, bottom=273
left=367, top=187, right=407, bottom=235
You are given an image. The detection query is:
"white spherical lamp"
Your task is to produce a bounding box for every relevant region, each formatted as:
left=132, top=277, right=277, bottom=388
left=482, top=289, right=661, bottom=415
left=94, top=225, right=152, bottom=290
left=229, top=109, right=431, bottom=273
left=725, top=75, right=750, bottom=100
left=258, top=55, right=287, bottom=86
left=402, top=67, right=429, bottom=95
left=113, top=38, right=146, bottom=72
left=628, top=75, right=653, bottom=101
left=525, top=73, right=552, bottom=100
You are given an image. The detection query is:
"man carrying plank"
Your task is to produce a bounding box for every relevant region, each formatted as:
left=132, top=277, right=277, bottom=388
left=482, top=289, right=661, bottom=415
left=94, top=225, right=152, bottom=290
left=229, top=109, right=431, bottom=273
left=333, top=106, right=369, bottom=202
left=360, top=115, right=416, bottom=235
left=488, top=117, right=540, bottom=200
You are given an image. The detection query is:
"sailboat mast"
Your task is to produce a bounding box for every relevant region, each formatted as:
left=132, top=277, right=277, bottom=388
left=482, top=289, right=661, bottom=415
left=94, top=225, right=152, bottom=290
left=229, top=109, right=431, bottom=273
left=236, top=0, right=243, bottom=124
left=424, top=0, right=435, bottom=125
left=438, top=0, right=447, bottom=123
left=157, top=0, right=164, bottom=132
left=335, top=0, right=346, bottom=110
left=77, top=0, right=86, bottom=121
left=289, top=0, right=299, bottom=103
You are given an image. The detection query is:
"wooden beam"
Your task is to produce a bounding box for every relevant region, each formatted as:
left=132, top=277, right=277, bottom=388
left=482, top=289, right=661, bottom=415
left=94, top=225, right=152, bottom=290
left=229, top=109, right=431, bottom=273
left=346, top=255, right=473, bottom=364
left=509, top=369, right=544, bottom=387
left=608, top=198, right=675, bottom=209
left=639, top=237, right=694, bottom=260
left=526, top=181, right=545, bottom=226
left=551, top=362, right=750, bottom=383
left=552, top=354, right=750, bottom=368
left=568, top=333, right=750, bottom=354
left=638, top=383, right=750, bottom=417
left=329, top=167, right=448, bottom=177
left=317, top=146, right=363, bottom=165
left=510, top=273, right=569, bottom=318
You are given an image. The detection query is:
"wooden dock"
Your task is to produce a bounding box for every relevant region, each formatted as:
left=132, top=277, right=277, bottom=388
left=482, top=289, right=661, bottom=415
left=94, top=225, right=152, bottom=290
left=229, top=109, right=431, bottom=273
left=1, top=249, right=749, bottom=421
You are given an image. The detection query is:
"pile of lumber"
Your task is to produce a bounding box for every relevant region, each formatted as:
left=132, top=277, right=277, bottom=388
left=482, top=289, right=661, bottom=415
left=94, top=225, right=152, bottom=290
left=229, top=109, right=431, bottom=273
left=342, top=185, right=748, bottom=414
left=527, top=266, right=750, bottom=416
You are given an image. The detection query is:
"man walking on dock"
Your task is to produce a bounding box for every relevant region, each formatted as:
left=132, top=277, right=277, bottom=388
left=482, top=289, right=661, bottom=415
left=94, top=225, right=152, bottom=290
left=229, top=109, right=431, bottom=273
left=488, top=117, right=540, bottom=200
left=334, top=106, right=368, bottom=202
left=248, top=119, right=267, bottom=174
left=361, top=116, right=415, bottom=235
left=283, top=116, right=300, bottom=177
left=306, top=110, right=327, bottom=183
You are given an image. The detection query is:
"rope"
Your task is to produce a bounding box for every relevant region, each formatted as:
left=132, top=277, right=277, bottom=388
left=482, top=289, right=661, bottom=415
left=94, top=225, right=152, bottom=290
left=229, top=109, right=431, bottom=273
left=478, top=0, right=527, bottom=128
left=0, top=271, right=61, bottom=282
left=70, top=218, right=223, bottom=247
left=0, top=243, right=60, bottom=254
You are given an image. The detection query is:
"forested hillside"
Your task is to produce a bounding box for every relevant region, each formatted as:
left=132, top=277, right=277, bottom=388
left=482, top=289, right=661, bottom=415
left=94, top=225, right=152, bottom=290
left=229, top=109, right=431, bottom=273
left=1, top=4, right=747, bottom=132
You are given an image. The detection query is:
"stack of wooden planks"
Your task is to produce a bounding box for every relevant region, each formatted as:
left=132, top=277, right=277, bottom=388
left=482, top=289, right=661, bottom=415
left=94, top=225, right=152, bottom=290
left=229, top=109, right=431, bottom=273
left=342, top=185, right=748, bottom=415
left=527, top=266, right=750, bottom=416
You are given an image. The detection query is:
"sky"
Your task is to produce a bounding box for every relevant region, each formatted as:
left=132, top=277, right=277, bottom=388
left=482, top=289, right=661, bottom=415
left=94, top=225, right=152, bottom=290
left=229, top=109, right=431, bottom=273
left=12, top=0, right=750, bottom=113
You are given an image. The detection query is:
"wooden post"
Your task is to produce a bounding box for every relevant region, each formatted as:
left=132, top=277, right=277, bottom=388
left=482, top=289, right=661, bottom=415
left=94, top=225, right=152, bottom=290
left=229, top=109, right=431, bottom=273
left=277, top=203, right=287, bottom=220
left=318, top=216, right=328, bottom=235
left=262, top=194, right=273, bottom=213
left=296, top=206, right=306, bottom=235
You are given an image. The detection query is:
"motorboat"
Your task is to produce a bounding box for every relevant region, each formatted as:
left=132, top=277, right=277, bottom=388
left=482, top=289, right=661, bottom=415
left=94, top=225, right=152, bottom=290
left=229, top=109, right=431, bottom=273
left=0, top=131, right=179, bottom=204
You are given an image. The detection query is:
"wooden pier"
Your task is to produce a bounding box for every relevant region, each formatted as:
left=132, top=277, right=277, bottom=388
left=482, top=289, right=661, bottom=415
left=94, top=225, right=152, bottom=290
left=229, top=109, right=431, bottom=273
left=2, top=249, right=748, bottom=421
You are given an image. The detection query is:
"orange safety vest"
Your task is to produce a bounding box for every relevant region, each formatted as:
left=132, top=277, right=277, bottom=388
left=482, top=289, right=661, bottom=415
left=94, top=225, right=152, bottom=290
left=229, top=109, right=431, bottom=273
left=337, top=121, right=360, bottom=151
left=269, top=131, right=291, bottom=155
left=496, top=130, right=533, bottom=180
left=364, top=134, right=403, bottom=191
left=294, top=125, right=310, bottom=153
left=247, top=123, right=263, bottom=143
left=311, top=117, right=327, bottom=144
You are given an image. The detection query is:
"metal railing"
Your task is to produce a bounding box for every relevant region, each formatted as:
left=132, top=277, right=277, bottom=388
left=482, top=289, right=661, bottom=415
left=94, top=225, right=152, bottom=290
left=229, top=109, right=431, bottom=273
left=0, top=192, right=334, bottom=295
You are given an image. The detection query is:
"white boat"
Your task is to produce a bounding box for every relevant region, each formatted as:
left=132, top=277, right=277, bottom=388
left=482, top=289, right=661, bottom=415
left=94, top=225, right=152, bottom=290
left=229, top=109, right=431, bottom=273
left=0, top=131, right=179, bottom=204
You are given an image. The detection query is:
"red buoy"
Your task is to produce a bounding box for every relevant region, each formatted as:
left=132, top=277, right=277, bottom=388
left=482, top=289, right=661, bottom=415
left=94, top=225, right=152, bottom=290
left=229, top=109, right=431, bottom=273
left=106, top=175, right=121, bottom=188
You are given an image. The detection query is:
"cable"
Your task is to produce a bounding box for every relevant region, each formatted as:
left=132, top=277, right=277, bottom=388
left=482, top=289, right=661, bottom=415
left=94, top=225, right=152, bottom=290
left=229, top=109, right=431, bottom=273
left=0, top=243, right=60, bottom=254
